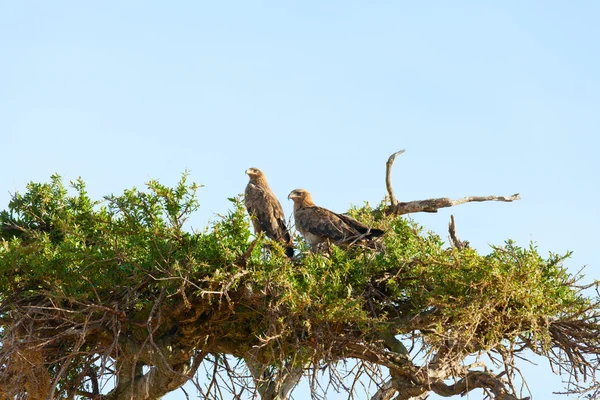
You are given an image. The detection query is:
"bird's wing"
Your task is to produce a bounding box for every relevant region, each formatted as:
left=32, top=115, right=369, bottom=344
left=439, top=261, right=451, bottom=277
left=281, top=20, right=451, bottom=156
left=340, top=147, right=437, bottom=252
left=335, top=213, right=384, bottom=238
left=295, top=206, right=359, bottom=243
left=245, top=183, right=290, bottom=243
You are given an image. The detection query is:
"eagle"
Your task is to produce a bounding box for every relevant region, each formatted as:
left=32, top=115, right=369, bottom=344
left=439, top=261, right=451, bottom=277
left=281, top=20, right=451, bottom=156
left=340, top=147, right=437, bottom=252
left=245, top=168, right=294, bottom=258
left=288, top=188, right=384, bottom=248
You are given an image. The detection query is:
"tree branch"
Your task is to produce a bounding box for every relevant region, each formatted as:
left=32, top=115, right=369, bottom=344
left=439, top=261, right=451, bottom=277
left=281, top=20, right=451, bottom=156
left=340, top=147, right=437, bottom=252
left=448, top=215, right=469, bottom=250
left=386, top=149, right=405, bottom=206
left=386, top=193, right=521, bottom=215
left=245, top=356, right=304, bottom=400
left=379, top=366, right=529, bottom=400
left=428, top=370, right=529, bottom=400
left=384, top=149, right=520, bottom=215
left=370, top=379, right=397, bottom=400
left=104, top=351, right=204, bottom=400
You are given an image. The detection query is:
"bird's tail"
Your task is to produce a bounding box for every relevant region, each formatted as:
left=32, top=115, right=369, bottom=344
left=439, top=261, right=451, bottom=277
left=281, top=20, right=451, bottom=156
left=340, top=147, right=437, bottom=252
left=367, top=228, right=385, bottom=239
left=285, top=245, right=295, bottom=259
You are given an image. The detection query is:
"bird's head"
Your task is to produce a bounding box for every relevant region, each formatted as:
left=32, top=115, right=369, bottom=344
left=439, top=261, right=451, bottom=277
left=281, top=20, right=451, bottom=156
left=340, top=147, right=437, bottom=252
left=245, top=167, right=264, bottom=180
left=288, top=188, right=310, bottom=203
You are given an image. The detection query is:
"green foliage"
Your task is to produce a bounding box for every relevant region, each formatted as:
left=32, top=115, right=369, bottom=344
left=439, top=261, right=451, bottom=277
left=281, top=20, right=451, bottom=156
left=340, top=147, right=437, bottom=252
left=0, top=174, right=596, bottom=398
left=1, top=174, right=202, bottom=298
left=0, top=175, right=586, bottom=338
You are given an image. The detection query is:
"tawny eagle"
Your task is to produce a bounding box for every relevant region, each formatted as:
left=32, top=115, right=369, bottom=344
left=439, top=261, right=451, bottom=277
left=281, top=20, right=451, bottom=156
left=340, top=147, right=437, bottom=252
left=245, top=168, right=294, bottom=258
left=288, top=188, right=384, bottom=248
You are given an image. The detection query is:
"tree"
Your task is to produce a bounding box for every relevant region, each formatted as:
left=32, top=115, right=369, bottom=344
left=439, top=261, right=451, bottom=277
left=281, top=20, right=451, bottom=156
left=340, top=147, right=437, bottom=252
left=1, top=154, right=599, bottom=400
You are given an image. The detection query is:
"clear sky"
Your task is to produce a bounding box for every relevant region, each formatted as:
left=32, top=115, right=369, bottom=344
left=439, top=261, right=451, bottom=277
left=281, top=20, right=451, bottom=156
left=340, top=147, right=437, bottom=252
left=1, top=2, right=599, bottom=399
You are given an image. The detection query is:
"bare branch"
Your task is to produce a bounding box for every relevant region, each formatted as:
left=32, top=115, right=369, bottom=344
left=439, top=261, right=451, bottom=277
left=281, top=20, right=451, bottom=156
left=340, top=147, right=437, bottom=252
left=385, top=149, right=405, bottom=206
left=386, top=193, right=521, bottom=215
left=383, top=150, right=520, bottom=215
left=452, top=194, right=522, bottom=206
left=448, top=215, right=469, bottom=250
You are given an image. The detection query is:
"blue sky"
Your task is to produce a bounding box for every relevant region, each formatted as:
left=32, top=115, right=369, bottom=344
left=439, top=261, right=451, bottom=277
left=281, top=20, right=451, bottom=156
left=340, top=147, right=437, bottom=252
left=1, top=2, right=599, bottom=399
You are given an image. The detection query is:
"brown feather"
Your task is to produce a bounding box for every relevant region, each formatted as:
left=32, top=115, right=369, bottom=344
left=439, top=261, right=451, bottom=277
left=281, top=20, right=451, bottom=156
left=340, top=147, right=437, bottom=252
left=245, top=168, right=294, bottom=258
left=288, top=189, right=384, bottom=248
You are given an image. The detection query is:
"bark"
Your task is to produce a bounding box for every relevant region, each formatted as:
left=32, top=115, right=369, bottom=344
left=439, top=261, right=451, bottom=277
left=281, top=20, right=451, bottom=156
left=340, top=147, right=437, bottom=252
left=448, top=214, right=469, bottom=249
left=103, top=360, right=196, bottom=400
left=370, top=379, right=397, bottom=400
left=386, top=193, right=521, bottom=215
left=102, top=334, right=204, bottom=400
left=246, top=356, right=305, bottom=400
left=386, top=149, right=406, bottom=206
left=345, top=335, right=530, bottom=400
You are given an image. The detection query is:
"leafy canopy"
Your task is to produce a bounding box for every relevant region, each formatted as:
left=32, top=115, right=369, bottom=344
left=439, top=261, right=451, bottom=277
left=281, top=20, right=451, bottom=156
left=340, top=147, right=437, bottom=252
left=0, top=174, right=597, bottom=399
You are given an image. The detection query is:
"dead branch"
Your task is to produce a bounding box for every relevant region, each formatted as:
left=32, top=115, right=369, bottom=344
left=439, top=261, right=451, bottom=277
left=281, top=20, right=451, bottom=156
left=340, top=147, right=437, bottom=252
left=385, top=149, right=405, bottom=206
left=448, top=215, right=469, bottom=250
left=384, top=149, right=520, bottom=215
left=386, top=193, right=521, bottom=215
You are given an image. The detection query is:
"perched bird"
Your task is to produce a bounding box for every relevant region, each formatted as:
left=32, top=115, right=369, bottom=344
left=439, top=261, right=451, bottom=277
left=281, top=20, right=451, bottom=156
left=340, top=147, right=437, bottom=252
left=245, top=168, right=294, bottom=258
left=288, top=188, right=384, bottom=248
